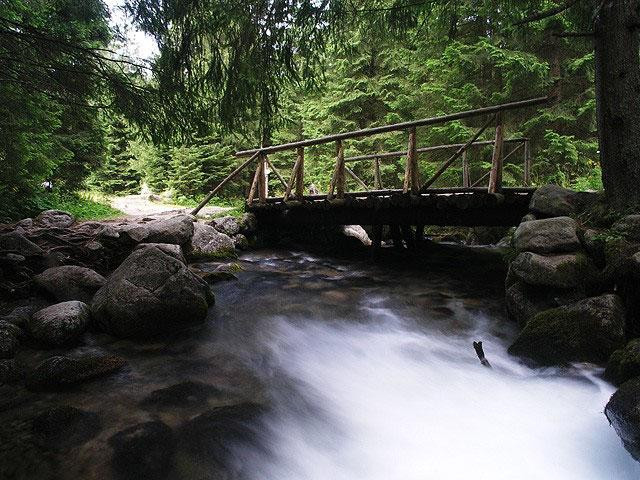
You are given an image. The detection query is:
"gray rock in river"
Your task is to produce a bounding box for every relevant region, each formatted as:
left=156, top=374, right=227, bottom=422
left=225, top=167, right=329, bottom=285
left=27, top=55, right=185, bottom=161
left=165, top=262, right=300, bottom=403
left=606, top=339, right=640, bottom=386
left=508, top=294, right=626, bottom=365
left=529, top=184, right=578, bottom=218
left=0, top=359, right=22, bottom=383
left=234, top=233, right=249, bottom=250
left=29, top=301, right=91, bottom=347
left=26, top=353, right=127, bottom=391
left=117, top=214, right=194, bottom=245
left=605, top=377, right=640, bottom=461
left=211, top=215, right=241, bottom=236
left=34, top=265, right=105, bottom=303
left=505, top=281, right=583, bottom=327
left=239, top=212, right=258, bottom=235
left=34, top=210, right=75, bottom=228
left=109, top=421, right=176, bottom=480
left=509, top=251, right=599, bottom=289
left=32, top=405, right=102, bottom=451
left=188, top=222, right=236, bottom=259
left=513, top=216, right=580, bottom=253
left=91, top=243, right=212, bottom=338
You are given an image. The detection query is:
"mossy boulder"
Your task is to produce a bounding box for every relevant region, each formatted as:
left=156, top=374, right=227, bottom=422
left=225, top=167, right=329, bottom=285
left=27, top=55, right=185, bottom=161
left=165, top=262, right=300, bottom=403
left=513, top=216, right=580, bottom=254
left=508, top=294, right=626, bottom=365
left=505, top=281, right=584, bottom=327
left=605, top=377, right=640, bottom=461
left=187, top=222, right=236, bottom=260
left=606, top=339, right=640, bottom=386
left=613, top=215, right=640, bottom=242
left=529, top=185, right=577, bottom=217
left=510, top=251, right=599, bottom=289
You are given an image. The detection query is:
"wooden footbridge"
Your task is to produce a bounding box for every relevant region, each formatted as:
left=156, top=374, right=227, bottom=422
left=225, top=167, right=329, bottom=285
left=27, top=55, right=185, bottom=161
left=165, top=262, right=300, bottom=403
left=192, top=97, right=548, bottom=243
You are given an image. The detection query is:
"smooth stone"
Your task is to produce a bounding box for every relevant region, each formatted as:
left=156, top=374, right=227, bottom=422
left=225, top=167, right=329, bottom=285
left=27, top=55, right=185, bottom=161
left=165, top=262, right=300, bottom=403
left=34, top=210, right=75, bottom=229
left=118, top=215, right=194, bottom=245
left=188, top=222, right=236, bottom=259
left=32, top=406, right=101, bottom=451
left=510, top=251, right=599, bottom=289
left=0, top=231, right=44, bottom=256
left=606, top=339, right=640, bottom=386
left=26, top=354, right=127, bottom=391
left=34, top=265, right=105, bottom=303
left=513, top=216, right=580, bottom=253
left=29, top=301, right=91, bottom=347
left=605, top=377, right=640, bottom=461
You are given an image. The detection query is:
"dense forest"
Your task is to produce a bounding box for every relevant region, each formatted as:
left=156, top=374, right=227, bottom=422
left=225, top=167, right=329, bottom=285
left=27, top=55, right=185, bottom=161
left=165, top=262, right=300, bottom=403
left=0, top=1, right=631, bottom=219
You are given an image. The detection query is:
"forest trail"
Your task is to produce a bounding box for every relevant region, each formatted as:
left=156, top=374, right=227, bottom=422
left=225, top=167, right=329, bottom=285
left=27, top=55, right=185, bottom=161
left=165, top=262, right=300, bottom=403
left=110, top=193, right=231, bottom=218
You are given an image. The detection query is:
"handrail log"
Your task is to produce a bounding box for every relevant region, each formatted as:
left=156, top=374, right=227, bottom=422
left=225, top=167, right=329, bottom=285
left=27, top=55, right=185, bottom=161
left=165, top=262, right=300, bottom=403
left=235, top=97, right=548, bottom=157
left=344, top=138, right=528, bottom=162
left=191, top=150, right=260, bottom=215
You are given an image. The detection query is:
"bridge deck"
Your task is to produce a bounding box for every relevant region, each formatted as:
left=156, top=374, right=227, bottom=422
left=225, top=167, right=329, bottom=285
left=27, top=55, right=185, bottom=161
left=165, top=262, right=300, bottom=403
left=247, top=187, right=534, bottom=227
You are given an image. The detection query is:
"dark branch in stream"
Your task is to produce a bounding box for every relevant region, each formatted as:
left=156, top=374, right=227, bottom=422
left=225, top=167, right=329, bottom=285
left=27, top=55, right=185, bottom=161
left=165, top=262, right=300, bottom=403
left=473, top=341, right=492, bottom=368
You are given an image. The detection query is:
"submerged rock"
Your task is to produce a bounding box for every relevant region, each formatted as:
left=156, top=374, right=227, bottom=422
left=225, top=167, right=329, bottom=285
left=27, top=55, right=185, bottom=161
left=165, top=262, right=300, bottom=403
left=34, top=265, right=105, bottom=303
left=118, top=214, right=194, bottom=246
left=513, top=216, right=580, bottom=253
left=92, top=243, right=212, bottom=338
left=109, top=421, right=176, bottom=480
left=27, top=354, right=127, bottom=391
left=34, top=210, right=75, bottom=228
left=605, top=378, right=640, bottom=461
left=508, top=294, right=626, bottom=365
left=32, top=406, right=101, bottom=451
left=509, top=251, right=599, bottom=289
left=29, top=301, right=91, bottom=347
left=188, top=222, right=236, bottom=259
left=141, top=380, right=222, bottom=409
left=606, top=339, right=640, bottom=386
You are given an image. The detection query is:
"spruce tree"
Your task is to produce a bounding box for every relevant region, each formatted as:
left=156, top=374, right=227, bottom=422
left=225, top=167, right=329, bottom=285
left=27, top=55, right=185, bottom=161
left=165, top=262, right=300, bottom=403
left=94, top=118, right=141, bottom=194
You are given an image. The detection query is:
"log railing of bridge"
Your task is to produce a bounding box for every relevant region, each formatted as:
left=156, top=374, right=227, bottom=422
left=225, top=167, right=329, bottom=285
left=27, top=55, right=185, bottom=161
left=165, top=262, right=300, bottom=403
left=191, top=96, right=547, bottom=215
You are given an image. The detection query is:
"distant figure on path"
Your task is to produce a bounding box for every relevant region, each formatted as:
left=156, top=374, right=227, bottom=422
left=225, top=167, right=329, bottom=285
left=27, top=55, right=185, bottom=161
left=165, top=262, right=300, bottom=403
left=42, top=179, right=53, bottom=192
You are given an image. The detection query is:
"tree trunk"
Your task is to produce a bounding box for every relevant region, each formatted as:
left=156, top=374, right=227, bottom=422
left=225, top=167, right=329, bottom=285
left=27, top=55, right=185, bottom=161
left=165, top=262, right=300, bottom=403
left=594, top=0, right=640, bottom=208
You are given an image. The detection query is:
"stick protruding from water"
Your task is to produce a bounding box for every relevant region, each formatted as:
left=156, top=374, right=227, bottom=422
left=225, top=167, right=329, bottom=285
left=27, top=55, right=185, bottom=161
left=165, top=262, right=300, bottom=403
left=473, top=341, right=492, bottom=368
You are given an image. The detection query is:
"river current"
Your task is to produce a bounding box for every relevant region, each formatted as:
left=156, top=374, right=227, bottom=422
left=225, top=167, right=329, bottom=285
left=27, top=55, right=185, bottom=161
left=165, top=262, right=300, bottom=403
left=212, top=248, right=640, bottom=480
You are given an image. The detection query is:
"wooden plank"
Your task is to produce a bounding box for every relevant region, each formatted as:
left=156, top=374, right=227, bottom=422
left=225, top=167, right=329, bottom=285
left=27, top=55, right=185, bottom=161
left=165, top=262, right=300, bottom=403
left=419, top=115, right=495, bottom=193
left=247, top=160, right=262, bottom=203
left=403, top=127, right=419, bottom=193
left=191, top=150, right=260, bottom=215
left=488, top=115, right=505, bottom=194
left=295, top=146, right=304, bottom=198
left=524, top=139, right=531, bottom=186
left=345, top=165, right=370, bottom=191
left=344, top=138, right=528, bottom=162
left=235, top=97, right=548, bottom=156
left=266, top=157, right=288, bottom=189
left=283, top=156, right=301, bottom=201
left=471, top=170, right=490, bottom=187
left=258, top=154, right=267, bottom=203
left=462, top=150, right=470, bottom=188
left=336, top=140, right=345, bottom=199
left=374, top=157, right=382, bottom=189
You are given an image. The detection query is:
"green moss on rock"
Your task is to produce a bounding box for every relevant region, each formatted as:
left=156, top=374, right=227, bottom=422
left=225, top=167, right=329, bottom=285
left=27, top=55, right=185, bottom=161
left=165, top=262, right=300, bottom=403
left=606, top=339, right=640, bottom=386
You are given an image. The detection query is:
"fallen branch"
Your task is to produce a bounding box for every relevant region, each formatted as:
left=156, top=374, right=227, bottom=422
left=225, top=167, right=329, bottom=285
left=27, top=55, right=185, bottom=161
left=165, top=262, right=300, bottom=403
left=473, top=341, right=492, bottom=368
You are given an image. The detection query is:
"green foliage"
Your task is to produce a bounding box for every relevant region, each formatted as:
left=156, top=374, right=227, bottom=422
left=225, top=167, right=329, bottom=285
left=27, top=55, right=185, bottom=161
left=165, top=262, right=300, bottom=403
left=46, top=192, right=124, bottom=221
left=92, top=118, right=141, bottom=194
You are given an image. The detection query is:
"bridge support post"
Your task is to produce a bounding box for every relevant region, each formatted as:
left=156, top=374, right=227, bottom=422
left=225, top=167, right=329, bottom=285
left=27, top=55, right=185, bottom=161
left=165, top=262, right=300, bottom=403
left=328, top=140, right=345, bottom=199
left=523, top=139, right=531, bottom=186
left=258, top=153, right=267, bottom=203
left=462, top=150, right=470, bottom=188
left=374, top=157, right=382, bottom=189
left=488, top=114, right=504, bottom=194
left=403, top=127, right=419, bottom=193
left=295, top=147, right=305, bottom=198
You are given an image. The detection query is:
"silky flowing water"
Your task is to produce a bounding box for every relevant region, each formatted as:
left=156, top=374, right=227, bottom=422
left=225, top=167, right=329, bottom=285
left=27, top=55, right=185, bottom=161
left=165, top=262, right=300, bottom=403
left=6, top=247, right=640, bottom=479
left=212, top=248, right=640, bottom=480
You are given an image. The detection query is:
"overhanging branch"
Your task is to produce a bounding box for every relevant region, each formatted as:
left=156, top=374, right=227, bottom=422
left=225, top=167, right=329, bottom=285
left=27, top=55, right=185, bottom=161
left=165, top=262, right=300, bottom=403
left=514, top=0, right=580, bottom=26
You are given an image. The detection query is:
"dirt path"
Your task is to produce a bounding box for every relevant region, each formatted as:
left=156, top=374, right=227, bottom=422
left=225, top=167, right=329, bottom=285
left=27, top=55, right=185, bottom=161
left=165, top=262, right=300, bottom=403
left=110, top=194, right=231, bottom=218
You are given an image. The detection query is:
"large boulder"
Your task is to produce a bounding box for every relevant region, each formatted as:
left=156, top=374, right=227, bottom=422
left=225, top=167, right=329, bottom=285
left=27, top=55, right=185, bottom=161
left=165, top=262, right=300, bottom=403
left=34, top=210, right=75, bottom=229
left=188, top=222, right=235, bottom=260
left=0, top=231, right=44, bottom=256
left=513, top=216, right=580, bottom=253
left=508, top=294, right=626, bottom=365
left=26, top=353, right=127, bottom=391
left=0, top=301, right=48, bottom=329
left=211, top=216, right=241, bottom=236
left=32, top=406, right=102, bottom=451
left=118, top=215, right=194, bottom=246
left=606, top=339, right=640, bottom=386
left=613, top=215, right=640, bottom=242
left=510, top=251, right=599, bottom=289
left=529, top=185, right=577, bottom=217
left=91, top=243, right=212, bottom=338
left=34, top=266, right=105, bottom=303
left=605, top=378, right=640, bottom=461
left=109, top=421, right=176, bottom=480
left=505, top=281, right=583, bottom=327
left=29, top=301, right=91, bottom=347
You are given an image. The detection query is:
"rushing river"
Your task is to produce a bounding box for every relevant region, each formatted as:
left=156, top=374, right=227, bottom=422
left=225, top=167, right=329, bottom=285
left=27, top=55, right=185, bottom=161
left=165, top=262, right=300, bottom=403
left=210, top=248, right=640, bottom=480
left=9, top=247, right=640, bottom=479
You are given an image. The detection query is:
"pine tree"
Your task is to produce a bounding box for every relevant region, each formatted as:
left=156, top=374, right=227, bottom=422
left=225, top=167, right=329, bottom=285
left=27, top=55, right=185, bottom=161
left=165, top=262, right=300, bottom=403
left=93, top=118, right=141, bottom=194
